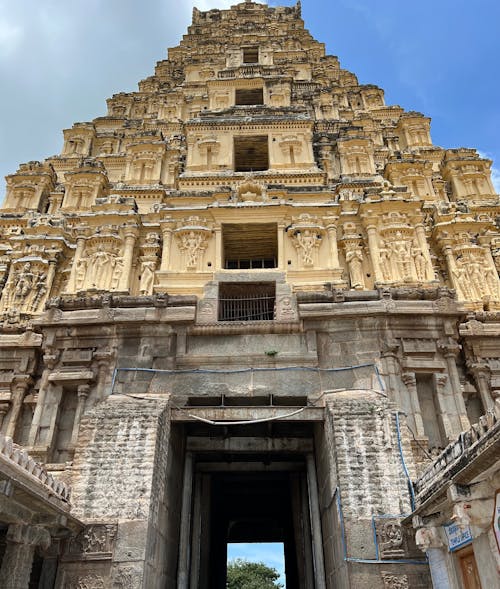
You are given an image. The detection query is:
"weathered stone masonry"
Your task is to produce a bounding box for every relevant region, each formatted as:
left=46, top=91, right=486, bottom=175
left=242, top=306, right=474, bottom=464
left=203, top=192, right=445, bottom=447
left=0, top=1, right=499, bottom=587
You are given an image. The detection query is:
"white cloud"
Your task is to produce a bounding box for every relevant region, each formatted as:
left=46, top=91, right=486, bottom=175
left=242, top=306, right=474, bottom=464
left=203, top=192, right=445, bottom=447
left=491, top=166, right=500, bottom=193
left=0, top=18, right=22, bottom=57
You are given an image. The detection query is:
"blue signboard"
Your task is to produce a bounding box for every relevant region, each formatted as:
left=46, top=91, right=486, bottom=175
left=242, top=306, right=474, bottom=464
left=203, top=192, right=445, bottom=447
left=443, top=523, right=473, bottom=552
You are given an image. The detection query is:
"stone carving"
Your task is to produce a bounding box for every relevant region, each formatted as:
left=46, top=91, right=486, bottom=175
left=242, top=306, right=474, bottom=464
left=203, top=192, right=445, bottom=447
left=1, top=262, right=50, bottom=314
left=139, top=260, right=156, bottom=295
left=175, top=218, right=211, bottom=271
left=381, top=572, right=409, bottom=589
left=294, top=229, right=321, bottom=266
left=66, top=574, right=105, bottom=589
left=377, top=520, right=404, bottom=558
left=113, top=566, right=142, bottom=589
left=179, top=231, right=207, bottom=269
left=345, top=245, right=365, bottom=289
left=67, top=524, right=117, bottom=558
left=76, top=251, right=123, bottom=291
left=448, top=247, right=499, bottom=301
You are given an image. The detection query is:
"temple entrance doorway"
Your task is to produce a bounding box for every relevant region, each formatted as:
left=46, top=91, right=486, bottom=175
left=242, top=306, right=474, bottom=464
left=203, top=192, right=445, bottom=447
left=175, top=421, right=326, bottom=589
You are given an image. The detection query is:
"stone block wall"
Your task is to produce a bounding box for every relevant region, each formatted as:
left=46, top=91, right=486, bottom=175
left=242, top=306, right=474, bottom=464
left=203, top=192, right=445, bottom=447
left=56, top=395, right=172, bottom=588
left=316, top=391, right=431, bottom=588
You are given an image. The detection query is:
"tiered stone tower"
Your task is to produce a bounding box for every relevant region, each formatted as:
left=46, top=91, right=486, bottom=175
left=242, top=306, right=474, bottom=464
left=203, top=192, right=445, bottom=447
left=0, top=2, right=498, bottom=588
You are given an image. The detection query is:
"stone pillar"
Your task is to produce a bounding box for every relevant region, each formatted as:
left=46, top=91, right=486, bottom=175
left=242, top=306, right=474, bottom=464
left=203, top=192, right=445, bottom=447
left=94, top=349, right=113, bottom=400
left=0, top=403, right=9, bottom=430
left=434, top=374, right=454, bottom=441
left=44, top=258, right=58, bottom=301
left=324, top=217, right=340, bottom=269
left=277, top=222, right=285, bottom=270
left=0, top=524, right=50, bottom=589
left=402, top=372, right=425, bottom=437
left=467, top=362, right=495, bottom=412
left=438, top=340, right=470, bottom=431
left=71, top=383, right=90, bottom=447
left=28, top=349, right=59, bottom=447
left=5, top=375, right=32, bottom=440
left=118, top=228, right=138, bottom=291
left=160, top=219, right=175, bottom=272
left=381, top=341, right=401, bottom=406
left=67, top=234, right=87, bottom=293
left=365, top=224, right=383, bottom=283
left=414, top=222, right=434, bottom=281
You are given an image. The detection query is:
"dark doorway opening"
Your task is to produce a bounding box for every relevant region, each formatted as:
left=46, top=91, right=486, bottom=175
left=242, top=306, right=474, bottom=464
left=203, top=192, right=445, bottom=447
left=234, top=136, right=269, bottom=172
left=235, top=88, right=264, bottom=106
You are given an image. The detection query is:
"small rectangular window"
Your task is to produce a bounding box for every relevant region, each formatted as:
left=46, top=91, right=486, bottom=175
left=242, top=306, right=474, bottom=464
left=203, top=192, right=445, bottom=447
left=234, top=136, right=269, bottom=172
left=235, top=88, right=264, bottom=106
left=219, top=282, right=275, bottom=321
left=243, top=47, right=259, bottom=64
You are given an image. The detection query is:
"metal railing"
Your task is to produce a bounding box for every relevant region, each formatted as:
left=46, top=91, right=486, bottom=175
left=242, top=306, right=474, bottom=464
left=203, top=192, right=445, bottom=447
left=218, top=293, right=275, bottom=321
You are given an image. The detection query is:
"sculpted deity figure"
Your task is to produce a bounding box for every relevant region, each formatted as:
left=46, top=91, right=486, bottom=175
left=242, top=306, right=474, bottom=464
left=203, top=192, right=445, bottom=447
left=75, top=258, right=87, bottom=291
left=452, top=257, right=473, bottom=300
left=182, top=231, right=205, bottom=269
left=31, top=271, right=47, bottom=312
left=379, top=242, right=392, bottom=282
left=483, top=259, right=500, bottom=299
left=413, top=248, right=427, bottom=282
left=91, top=251, right=113, bottom=289
left=294, top=229, right=318, bottom=267
left=14, top=263, right=35, bottom=301
left=389, top=232, right=413, bottom=281
left=345, top=248, right=364, bottom=289
left=139, top=260, right=156, bottom=295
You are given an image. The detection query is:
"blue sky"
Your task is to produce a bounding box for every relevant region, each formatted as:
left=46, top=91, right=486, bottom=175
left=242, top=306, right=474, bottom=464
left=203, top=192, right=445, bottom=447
left=0, top=0, right=499, bottom=199
left=228, top=542, right=286, bottom=584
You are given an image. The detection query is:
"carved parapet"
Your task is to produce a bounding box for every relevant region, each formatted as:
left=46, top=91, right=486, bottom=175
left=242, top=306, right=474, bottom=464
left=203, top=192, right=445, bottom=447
left=0, top=433, right=71, bottom=501
left=3, top=161, right=56, bottom=212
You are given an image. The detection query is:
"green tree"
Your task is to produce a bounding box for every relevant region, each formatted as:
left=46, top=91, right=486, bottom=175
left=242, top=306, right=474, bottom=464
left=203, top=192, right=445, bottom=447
left=226, top=558, right=283, bottom=589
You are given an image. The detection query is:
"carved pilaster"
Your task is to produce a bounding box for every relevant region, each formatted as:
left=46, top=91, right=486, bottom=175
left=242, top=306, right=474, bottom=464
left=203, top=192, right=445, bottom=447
left=402, top=372, right=425, bottom=437
left=160, top=217, right=175, bottom=272
left=5, top=375, right=32, bottom=440
left=438, top=339, right=470, bottom=431
left=467, top=361, right=494, bottom=411
left=118, top=226, right=139, bottom=292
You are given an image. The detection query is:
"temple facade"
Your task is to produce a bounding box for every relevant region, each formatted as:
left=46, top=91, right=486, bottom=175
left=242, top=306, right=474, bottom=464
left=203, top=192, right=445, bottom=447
left=0, top=2, right=499, bottom=588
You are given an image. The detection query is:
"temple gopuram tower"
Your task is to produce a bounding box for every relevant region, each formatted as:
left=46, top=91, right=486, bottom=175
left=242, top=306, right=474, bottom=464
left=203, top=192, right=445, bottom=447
left=0, top=2, right=499, bottom=588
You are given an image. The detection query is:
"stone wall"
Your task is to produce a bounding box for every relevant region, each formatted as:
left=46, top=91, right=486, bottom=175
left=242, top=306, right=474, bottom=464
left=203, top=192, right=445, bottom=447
left=56, top=395, right=171, bottom=588
left=317, top=391, right=432, bottom=588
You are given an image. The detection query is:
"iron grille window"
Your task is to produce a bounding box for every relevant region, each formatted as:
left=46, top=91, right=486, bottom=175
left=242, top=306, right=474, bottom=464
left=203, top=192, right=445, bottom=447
left=218, top=282, right=275, bottom=322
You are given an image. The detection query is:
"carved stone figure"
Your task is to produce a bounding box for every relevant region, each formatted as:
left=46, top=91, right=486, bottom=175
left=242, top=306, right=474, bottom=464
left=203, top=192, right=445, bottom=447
left=139, top=260, right=156, bottom=295
left=182, top=231, right=205, bottom=269
left=294, top=230, right=320, bottom=267
left=346, top=248, right=364, bottom=289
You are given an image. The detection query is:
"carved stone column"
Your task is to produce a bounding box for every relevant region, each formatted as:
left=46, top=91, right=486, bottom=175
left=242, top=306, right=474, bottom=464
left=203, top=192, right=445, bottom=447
left=438, top=339, right=470, bottom=431
left=365, top=224, right=383, bottom=283
left=118, top=227, right=139, bottom=291
left=5, top=375, right=32, bottom=440
left=381, top=341, right=401, bottom=406
left=277, top=222, right=286, bottom=270
left=28, top=348, right=59, bottom=447
left=324, top=216, right=340, bottom=269
left=67, top=233, right=87, bottom=293
left=467, top=361, right=495, bottom=412
left=160, top=218, right=175, bottom=272
left=413, top=221, right=434, bottom=281
left=0, top=524, right=50, bottom=589
left=402, top=372, right=425, bottom=437
left=71, top=383, right=90, bottom=447
left=434, top=374, right=454, bottom=440
left=94, top=349, right=113, bottom=400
